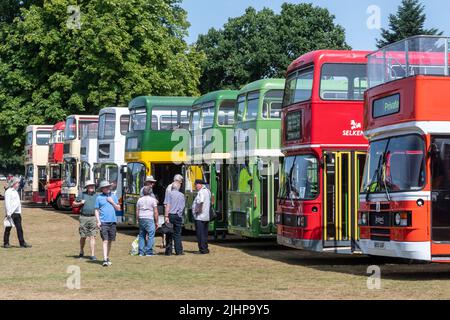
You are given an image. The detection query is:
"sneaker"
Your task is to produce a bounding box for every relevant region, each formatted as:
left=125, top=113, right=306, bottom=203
left=78, top=253, right=84, bottom=259
left=90, top=256, right=97, bottom=261
left=107, top=259, right=112, bottom=266
left=138, top=254, right=145, bottom=257
left=102, top=260, right=109, bottom=267
left=20, top=243, right=32, bottom=249
left=145, top=254, right=155, bottom=257
left=176, top=252, right=185, bottom=256
left=3, top=244, right=11, bottom=249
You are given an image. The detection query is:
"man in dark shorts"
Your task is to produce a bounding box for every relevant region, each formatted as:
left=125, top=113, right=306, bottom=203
left=73, top=180, right=98, bottom=261
left=95, top=180, right=121, bottom=267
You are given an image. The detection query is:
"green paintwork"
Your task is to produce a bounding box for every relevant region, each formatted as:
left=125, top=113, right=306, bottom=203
left=184, top=90, right=238, bottom=237
left=227, top=78, right=285, bottom=238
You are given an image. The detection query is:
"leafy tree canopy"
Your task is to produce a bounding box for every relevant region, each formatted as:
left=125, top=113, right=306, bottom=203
left=0, top=0, right=204, bottom=172
left=377, top=0, right=442, bottom=48
left=195, top=3, right=350, bottom=93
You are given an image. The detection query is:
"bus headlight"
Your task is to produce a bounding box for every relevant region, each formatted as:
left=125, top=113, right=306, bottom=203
left=297, top=215, right=306, bottom=228
left=359, top=212, right=368, bottom=226
left=394, top=212, right=411, bottom=227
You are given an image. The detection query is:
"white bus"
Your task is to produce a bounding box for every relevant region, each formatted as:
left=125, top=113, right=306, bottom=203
left=24, top=125, right=52, bottom=203
left=61, top=115, right=99, bottom=212
left=94, top=107, right=130, bottom=223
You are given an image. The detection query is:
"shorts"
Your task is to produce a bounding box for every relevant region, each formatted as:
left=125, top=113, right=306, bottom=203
left=79, top=216, right=98, bottom=238
left=100, top=223, right=117, bottom=241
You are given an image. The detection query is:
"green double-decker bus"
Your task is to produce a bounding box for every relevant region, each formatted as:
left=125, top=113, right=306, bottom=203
left=124, top=96, right=195, bottom=226
left=184, top=90, right=238, bottom=239
left=227, top=79, right=285, bottom=238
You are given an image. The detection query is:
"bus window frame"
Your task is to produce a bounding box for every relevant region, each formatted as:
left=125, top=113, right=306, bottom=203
left=319, top=63, right=368, bottom=102
left=64, top=117, right=77, bottom=141
left=217, top=99, right=236, bottom=127
left=262, top=90, right=284, bottom=119
left=150, top=106, right=190, bottom=131
left=282, top=65, right=314, bottom=108
left=129, top=107, right=147, bottom=132
left=98, top=112, right=116, bottom=140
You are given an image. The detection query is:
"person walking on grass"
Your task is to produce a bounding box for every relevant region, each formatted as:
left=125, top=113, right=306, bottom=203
left=95, top=180, right=121, bottom=267
left=73, top=180, right=98, bottom=261
left=164, top=181, right=185, bottom=256
left=136, top=186, right=159, bottom=257
left=3, top=177, right=31, bottom=249
left=192, top=179, right=210, bottom=254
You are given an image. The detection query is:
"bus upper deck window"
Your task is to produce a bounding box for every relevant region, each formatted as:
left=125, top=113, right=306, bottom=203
left=282, top=67, right=314, bottom=107
left=320, top=63, right=367, bottom=101
left=218, top=100, right=235, bottom=126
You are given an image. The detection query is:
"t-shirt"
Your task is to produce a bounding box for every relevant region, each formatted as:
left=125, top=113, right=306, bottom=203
left=136, top=195, right=158, bottom=220
left=95, top=193, right=119, bottom=223
left=76, top=192, right=97, bottom=216
left=165, top=189, right=185, bottom=217
left=192, top=187, right=210, bottom=221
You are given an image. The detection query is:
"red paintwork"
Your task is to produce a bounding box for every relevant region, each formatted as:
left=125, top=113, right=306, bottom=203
left=278, top=50, right=370, bottom=250
left=46, top=121, right=65, bottom=206
left=360, top=75, right=450, bottom=261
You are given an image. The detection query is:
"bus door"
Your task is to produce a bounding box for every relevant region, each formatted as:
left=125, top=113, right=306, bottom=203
left=38, top=166, right=47, bottom=197
left=215, top=162, right=228, bottom=225
left=259, top=160, right=279, bottom=229
left=323, top=151, right=366, bottom=250
left=430, top=137, right=450, bottom=260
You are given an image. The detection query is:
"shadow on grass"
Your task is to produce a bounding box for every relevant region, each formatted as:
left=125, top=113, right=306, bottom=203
left=182, top=233, right=450, bottom=281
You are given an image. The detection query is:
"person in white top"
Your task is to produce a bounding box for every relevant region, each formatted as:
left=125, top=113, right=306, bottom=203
left=136, top=186, right=159, bottom=256
left=192, top=179, right=211, bottom=254
left=3, top=177, right=31, bottom=248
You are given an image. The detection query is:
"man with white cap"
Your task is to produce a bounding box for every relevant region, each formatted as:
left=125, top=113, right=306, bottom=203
left=140, top=175, right=157, bottom=198
left=3, top=177, right=31, bottom=248
left=73, top=180, right=98, bottom=260
left=95, top=180, right=121, bottom=267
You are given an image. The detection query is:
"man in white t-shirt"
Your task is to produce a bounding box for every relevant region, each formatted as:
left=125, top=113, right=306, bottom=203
left=136, top=186, right=159, bottom=256
left=3, top=177, right=31, bottom=248
left=192, top=179, right=210, bottom=254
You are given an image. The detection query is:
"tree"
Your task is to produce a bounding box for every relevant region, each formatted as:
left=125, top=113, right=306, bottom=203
left=0, top=0, right=204, bottom=171
left=195, top=3, right=350, bottom=93
left=376, top=0, right=442, bottom=48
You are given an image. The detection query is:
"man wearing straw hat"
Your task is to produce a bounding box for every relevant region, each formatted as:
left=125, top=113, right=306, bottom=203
left=73, top=180, right=98, bottom=261
left=140, top=175, right=157, bottom=198
left=3, top=177, right=31, bottom=249
left=95, top=180, right=121, bottom=267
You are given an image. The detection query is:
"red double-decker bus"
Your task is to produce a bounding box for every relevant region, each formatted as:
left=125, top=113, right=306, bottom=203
left=276, top=50, right=369, bottom=254
left=359, top=36, right=450, bottom=263
left=46, top=121, right=65, bottom=209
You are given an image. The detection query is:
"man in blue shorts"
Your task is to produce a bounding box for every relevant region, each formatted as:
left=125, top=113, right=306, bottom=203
left=95, top=180, right=121, bottom=267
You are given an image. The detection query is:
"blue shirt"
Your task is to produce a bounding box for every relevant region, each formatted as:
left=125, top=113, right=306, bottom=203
left=95, top=193, right=118, bottom=223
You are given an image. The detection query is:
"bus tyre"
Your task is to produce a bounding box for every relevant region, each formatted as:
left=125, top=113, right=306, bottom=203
left=55, top=194, right=63, bottom=211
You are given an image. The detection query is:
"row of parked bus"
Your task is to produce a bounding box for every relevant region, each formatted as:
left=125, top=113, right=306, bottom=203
left=23, top=35, right=450, bottom=263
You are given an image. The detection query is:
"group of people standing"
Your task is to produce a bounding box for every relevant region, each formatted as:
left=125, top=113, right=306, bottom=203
left=72, top=173, right=212, bottom=266
left=136, top=174, right=212, bottom=256
left=3, top=172, right=212, bottom=265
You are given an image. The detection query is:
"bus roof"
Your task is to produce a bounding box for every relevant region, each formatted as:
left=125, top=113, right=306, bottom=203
left=26, top=125, right=53, bottom=132
left=52, top=121, right=66, bottom=131
left=287, top=50, right=370, bottom=75
left=238, top=79, right=285, bottom=94
left=99, top=106, right=129, bottom=116
left=129, top=96, right=196, bottom=109
left=66, top=115, right=99, bottom=121
left=192, top=90, right=239, bottom=108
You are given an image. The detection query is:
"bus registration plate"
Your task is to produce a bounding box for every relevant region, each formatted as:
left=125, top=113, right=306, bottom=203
left=374, top=242, right=385, bottom=249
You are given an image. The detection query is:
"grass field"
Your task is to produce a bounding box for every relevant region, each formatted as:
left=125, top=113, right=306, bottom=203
left=1, top=199, right=450, bottom=300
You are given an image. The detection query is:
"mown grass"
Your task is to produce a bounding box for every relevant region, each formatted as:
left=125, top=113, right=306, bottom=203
left=1, top=200, right=450, bottom=300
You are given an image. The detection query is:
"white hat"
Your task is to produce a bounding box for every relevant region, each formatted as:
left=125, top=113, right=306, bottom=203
left=174, top=174, right=183, bottom=182
left=84, top=180, right=95, bottom=187
left=145, top=175, right=157, bottom=182
left=99, top=180, right=111, bottom=189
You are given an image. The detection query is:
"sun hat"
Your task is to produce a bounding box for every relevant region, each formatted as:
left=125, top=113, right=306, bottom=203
left=145, top=175, right=157, bottom=182
left=84, top=180, right=95, bottom=187
left=98, top=180, right=111, bottom=189
left=174, top=174, right=184, bottom=182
